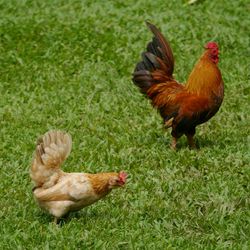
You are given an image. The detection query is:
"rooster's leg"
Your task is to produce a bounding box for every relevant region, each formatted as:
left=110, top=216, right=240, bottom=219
left=171, top=137, right=177, bottom=150
left=186, top=134, right=196, bottom=149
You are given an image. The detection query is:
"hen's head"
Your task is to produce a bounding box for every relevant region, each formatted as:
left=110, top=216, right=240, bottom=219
left=205, top=42, right=219, bottom=64
left=108, top=171, right=128, bottom=188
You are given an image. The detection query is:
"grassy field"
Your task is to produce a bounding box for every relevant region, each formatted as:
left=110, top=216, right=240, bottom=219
left=0, top=0, right=249, bottom=249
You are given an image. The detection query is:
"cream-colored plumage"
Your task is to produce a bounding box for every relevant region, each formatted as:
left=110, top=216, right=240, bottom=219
left=30, top=131, right=127, bottom=222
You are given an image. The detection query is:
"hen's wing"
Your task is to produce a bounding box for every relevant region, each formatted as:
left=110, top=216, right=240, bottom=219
left=34, top=174, right=92, bottom=202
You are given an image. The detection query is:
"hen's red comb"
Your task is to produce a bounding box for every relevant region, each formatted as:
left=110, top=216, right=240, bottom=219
left=119, top=171, right=128, bottom=183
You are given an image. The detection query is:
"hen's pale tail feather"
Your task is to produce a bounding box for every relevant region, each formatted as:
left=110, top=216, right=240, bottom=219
left=30, top=131, right=72, bottom=188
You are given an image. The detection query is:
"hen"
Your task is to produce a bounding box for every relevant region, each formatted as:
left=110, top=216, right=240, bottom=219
left=30, top=130, right=127, bottom=223
left=132, top=22, right=224, bottom=149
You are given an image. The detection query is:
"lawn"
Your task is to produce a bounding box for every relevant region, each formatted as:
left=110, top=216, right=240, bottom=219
left=0, top=0, right=249, bottom=249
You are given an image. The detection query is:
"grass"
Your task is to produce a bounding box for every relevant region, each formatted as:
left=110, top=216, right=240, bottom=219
left=0, top=0, right=249, bottom=249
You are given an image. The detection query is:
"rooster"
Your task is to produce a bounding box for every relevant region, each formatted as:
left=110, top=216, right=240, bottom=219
left=30, top=130, right=127, bottom=223
left=132, top=22, right=224, bottom=149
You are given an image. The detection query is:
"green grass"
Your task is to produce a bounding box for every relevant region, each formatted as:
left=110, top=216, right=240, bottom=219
left=0, top=0, right=249, bottom=249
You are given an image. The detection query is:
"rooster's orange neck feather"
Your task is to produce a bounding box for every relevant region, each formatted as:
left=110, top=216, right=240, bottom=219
left=185, top=51, right=223, bottom=97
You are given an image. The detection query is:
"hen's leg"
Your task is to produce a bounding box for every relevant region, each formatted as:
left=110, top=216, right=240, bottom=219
left=54, top=217, right=59, bottom=224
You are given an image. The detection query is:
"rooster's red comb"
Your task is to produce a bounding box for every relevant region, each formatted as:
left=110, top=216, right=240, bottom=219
left=205, top=42, right=218, bottom=49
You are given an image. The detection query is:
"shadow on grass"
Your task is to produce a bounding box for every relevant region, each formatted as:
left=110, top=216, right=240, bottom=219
left=195, top=137, right=216, bottom=149
left=158, top=134, right=216, bottom=150
left=36, top=208, right=108, bottom=226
